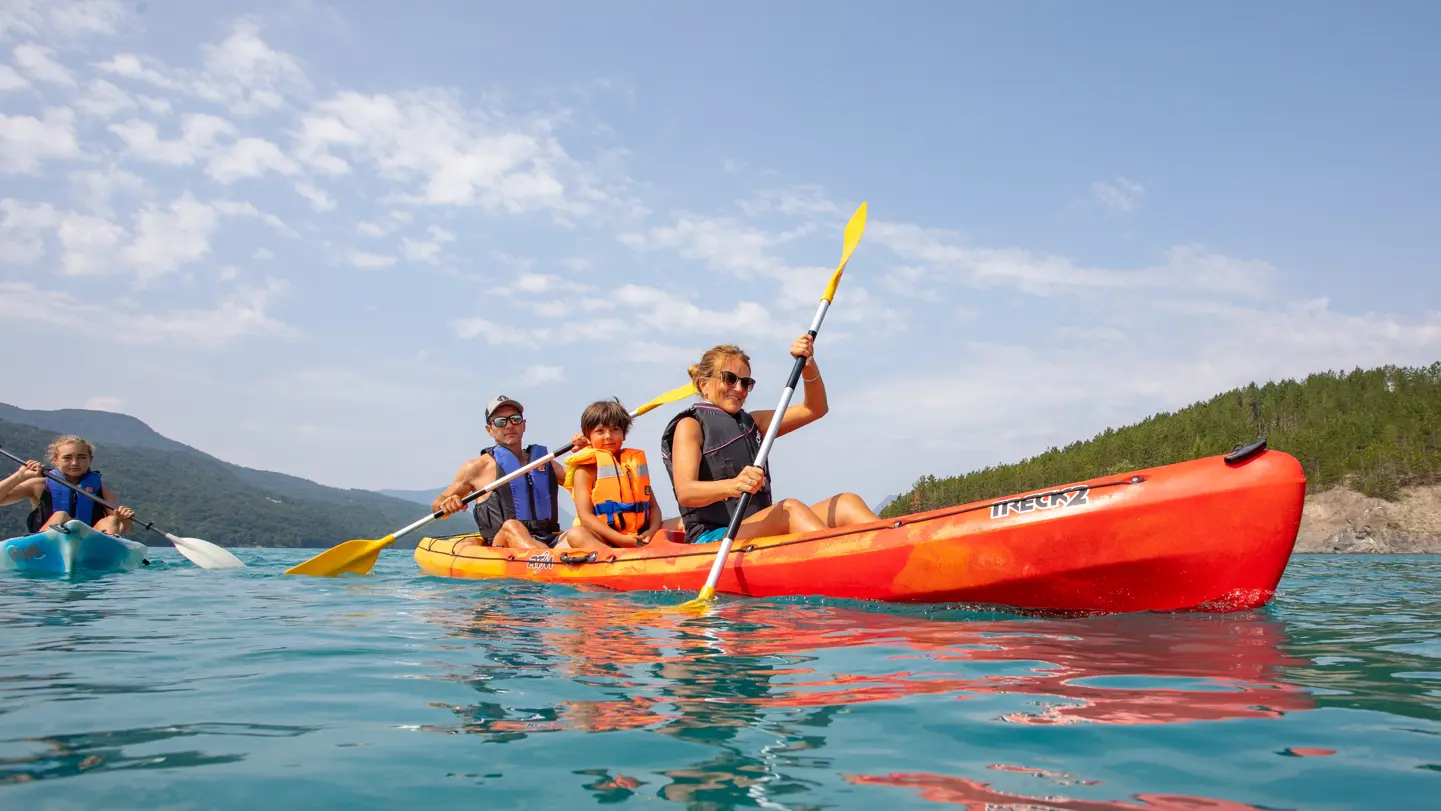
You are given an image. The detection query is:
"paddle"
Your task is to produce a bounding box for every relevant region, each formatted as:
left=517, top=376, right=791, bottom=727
left=0, top=445, right=247, bottom=570
left=677, top=202, right=868, bottom=610
left=284, top=381, right=700, bottom=577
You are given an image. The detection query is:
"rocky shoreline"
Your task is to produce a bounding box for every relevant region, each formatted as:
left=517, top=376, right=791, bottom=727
left=1295, top=484, right=1441, bottom=553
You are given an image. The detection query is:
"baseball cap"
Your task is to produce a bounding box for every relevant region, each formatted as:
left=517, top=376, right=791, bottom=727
left=485, top=395, right=525, bottom=421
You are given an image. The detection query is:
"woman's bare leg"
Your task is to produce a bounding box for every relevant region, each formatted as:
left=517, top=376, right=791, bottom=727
left=808, top=492, right=880, bottom=528
left=728, top=499, right=828, bottom=541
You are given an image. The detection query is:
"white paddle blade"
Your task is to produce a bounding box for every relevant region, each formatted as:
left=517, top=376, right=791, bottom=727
left=166, top=533, right=246, bottom=569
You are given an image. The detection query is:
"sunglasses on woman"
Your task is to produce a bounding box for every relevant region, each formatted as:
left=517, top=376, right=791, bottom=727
left=713, top=370, right=756, bottom=392
left=489, top=415, right=525, bottom=428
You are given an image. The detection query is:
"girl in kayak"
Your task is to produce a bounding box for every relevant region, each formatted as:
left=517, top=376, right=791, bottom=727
left=0, top=435, right=135, bottom=536
left=660, top=335, right=880, bottom=545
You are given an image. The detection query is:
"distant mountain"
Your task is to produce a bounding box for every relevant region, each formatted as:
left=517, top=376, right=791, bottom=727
left=0, top=403, right=479, bottom=547
left=872, top=494, right=897, bottom=514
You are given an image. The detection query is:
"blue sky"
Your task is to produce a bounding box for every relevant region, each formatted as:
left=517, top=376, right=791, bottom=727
left=1, top=0, right=1438, bottom=516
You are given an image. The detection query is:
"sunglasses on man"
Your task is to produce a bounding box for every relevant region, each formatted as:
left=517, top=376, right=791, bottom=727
left=489, top=415, right=525, bottom=428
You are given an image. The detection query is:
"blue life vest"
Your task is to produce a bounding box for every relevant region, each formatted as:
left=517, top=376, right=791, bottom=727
left=471, top=444, right=560, bottom=540
left=44, top=468, right=103, bottom=526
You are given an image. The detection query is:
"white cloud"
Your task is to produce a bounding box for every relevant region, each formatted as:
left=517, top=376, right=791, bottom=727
left=69, top=167, right=147, bottom=216
left=0, top=278, right=297, bottom=346
left=0, top=106, right=83, bottom=173
left=193, top=19, right=310, bottom=116
left=55, top=210, right=125, bottom=274
left=121, top=193, right=221, bottom=282
left=739, top=185, right=841, bottom=218
left=357, top=211, right=410, bottom=237
left=75, top=78, right=136, bottom=117
left=210, top=199, right=289, bottom=234
left=519, top=365, right=565, bottom=386
left=1092, top=176, right=1144, bottom=214
left=92, top=20, right=309, bottom=117
left=107, top=113, right=235, bottom=165
left=348, top=249, right=396, bottom=268
left=292, top=88, right=596, bottom=214
left=0, top=64, right=28, bottom=91
left=870, top=221, right=1274, bottom=299
left=12, top=42, right=76, bottom=86
left=253, top=246, right=274, bottom=260
left=619, top=215, right=792, bottom=280
left=0, top=1, right=132, bottom=43
left=401, top=224, right=454, bottom=262
left=205, top=136, right=300, bottom=183
left=94, top=53, right=181, bottom=91
left=0, top=198, right=57, bottom=263
left=294, top=181, right=335, bottom=212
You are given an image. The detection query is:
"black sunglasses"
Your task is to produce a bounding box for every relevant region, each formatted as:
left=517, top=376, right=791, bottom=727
left=489, top=415, right=525, bottom=428
left=713, top=370, right=756, bottom=392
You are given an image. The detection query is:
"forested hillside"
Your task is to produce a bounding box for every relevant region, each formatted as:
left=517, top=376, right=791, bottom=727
left=883, top=364, right=1441, bottom=518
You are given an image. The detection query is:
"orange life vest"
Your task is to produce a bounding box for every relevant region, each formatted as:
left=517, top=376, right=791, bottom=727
left=563, top=447, right=652, bottom=535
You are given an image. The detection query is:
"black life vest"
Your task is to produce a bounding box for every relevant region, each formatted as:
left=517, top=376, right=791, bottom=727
left=660, top=402, right=773, bottom=544
left=471, top=444, right=560, bottom=541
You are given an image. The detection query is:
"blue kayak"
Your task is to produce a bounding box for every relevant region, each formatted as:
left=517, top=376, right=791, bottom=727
left=1, top=520, right=148, bottom=576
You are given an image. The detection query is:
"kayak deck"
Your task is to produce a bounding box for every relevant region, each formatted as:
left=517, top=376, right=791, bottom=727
left=415, top=445, right=1306, bottom=614
left=1, top=520, right=148, bottom=577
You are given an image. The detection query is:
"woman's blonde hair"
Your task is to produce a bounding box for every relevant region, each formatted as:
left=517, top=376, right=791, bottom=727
left=688, top=344, right=751, bottom=391
left=47, top=435, right=95, bottom=466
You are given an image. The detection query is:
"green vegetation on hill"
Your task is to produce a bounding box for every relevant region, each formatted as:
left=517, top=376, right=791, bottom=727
left=883, top=363, right=1441, bottom=518
left=0, top=410, right=480, bottom=546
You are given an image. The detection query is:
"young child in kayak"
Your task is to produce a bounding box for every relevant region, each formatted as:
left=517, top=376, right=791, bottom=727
left=0, top=435, right=135, bottom=536
left=561, top=398, right=664, bottom=549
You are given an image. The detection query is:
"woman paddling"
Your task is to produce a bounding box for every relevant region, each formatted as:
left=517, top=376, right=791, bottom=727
left=660, top=335, right=880, bottom=545
left=0, top=435, right=135, bottom=536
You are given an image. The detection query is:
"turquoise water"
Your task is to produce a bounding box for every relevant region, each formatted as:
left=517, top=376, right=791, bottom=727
left=1, top=552, right=1437, bottom=810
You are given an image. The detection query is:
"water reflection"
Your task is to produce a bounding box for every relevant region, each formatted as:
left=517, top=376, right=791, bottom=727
left=847, top=768, right=1284, bottom=810
left=418, top=594, right=1320, bottom=808
left=0, top=722, right=314, bottom=784
left=425, top=596, right=1315, bottom=736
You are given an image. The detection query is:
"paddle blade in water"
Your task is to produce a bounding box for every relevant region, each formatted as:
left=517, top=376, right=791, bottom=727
left=284, top=537, right=390, bottom=577
left=167, top=533, right=246, bottom=569
left=822, top=201, right=868, bottom=302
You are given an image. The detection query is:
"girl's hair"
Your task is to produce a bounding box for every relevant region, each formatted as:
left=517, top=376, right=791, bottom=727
left=47, top=435, right=95, bottom=465
left=581, top=398, right=633, bottom=437
left=687, top=344, right=751, bottom=390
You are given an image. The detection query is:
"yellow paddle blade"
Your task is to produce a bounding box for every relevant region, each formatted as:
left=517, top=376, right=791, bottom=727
left=283, top=535, right=394, bottom=577
left=821, top=201, right=868, bottom=302
left=634, top=381, right=698, bottom=416
left=626, top=587, right=717, bottom=623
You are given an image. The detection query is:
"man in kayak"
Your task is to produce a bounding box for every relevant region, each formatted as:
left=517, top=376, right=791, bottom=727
left=0, top=435, right=135, bottom=536
left=432, top=395, right=589, bottom=550
left=660, top=335, right=880, bottom=545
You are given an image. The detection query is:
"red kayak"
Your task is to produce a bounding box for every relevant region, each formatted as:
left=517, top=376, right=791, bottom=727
left=414, top=441, right=1306, bottom=614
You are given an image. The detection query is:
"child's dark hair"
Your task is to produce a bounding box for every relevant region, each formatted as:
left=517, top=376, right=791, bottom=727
left=581, top=398, right=632, bottom=436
